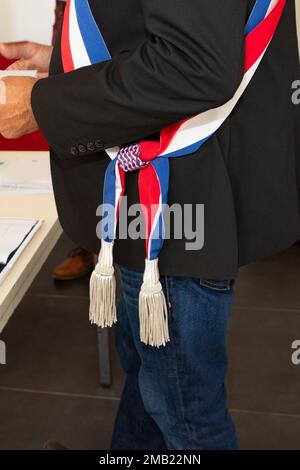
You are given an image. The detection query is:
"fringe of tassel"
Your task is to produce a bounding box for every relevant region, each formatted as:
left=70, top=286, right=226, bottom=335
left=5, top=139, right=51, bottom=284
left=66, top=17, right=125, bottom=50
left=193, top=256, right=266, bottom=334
left=139, top=258, right=170, bottom=348
left=89, top=242, right=170, bottom=348
left=89, top=240, right=117, bottom=328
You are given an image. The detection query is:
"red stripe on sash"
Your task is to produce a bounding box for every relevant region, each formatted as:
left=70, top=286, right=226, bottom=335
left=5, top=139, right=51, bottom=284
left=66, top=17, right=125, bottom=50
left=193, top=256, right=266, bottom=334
left=61, top=0, right=74, bottom=73
left=139, top=119, right=187, bottom=161
left=138, top=164, right=161, bottom=256
left=245, top=0, right=286, bottom=72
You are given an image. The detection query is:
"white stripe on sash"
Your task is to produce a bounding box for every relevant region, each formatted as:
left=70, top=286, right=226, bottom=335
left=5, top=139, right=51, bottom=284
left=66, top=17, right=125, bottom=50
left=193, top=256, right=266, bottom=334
left=69, top=0, right=91, bottom=70
left=158, top=45, right=269, bottom=157
left=267, top=0, right=278, bottom=14
left=148, top=193, right=163, bottom=259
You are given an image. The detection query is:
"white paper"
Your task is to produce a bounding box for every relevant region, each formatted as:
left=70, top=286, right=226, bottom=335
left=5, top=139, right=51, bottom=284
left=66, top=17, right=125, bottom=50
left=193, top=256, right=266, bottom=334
left=0, top=70, right=37, bottom=78
left=0, top=217, right=38, bottom=264
left=0, top=218, right=43, bottom=284
left=0, top=153, right=53, bottom=194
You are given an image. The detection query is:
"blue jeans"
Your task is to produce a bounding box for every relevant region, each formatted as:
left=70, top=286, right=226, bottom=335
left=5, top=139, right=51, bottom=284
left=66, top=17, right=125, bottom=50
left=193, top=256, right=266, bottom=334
left=111, top=266, right=238, bottom=450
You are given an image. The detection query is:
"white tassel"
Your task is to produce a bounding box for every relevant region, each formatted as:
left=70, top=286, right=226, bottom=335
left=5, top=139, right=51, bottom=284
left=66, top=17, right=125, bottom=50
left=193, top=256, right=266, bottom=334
left=139, top=258, right=170, bottom=348
left=89, top=240, right=117, bottom=328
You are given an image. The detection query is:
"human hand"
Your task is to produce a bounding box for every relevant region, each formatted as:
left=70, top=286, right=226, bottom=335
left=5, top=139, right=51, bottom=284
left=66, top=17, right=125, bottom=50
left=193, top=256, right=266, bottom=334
left=0, top=42, right=53, bottom=77
left=0, top=76, right=39, bottom=139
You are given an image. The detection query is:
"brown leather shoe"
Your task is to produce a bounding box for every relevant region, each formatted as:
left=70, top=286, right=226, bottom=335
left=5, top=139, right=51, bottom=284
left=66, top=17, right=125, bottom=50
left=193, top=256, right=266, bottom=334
left=43, top=440, right=68, bottom=450
left=52, top=247, right=94, bottom=281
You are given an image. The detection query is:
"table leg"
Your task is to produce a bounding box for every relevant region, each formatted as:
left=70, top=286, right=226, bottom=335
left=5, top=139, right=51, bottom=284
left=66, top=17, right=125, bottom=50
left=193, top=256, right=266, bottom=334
left=97, top=326, right=112, bottom=387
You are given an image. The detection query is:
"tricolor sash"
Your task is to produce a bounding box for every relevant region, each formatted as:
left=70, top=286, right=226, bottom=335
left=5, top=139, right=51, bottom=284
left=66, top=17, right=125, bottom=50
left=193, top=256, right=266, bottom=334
left=61, top=0, right=286, bottom=347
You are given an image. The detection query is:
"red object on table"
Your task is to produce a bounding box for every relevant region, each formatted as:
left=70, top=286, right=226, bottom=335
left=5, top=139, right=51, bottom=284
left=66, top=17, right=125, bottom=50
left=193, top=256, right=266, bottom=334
left=0, top=55, right=49, bottom=151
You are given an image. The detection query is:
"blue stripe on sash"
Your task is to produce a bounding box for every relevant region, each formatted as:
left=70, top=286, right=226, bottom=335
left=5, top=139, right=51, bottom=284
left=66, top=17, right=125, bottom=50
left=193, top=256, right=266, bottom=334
left=74, top=0, right=111, bottom=64
left=102, top=159, right=119, bottom=242
left=245, top=0, right=272, bottom=34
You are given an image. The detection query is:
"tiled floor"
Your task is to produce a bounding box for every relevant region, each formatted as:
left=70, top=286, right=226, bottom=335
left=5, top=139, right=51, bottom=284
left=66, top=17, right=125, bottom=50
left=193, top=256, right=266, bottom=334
left=1, top=234, right=300, bottom=449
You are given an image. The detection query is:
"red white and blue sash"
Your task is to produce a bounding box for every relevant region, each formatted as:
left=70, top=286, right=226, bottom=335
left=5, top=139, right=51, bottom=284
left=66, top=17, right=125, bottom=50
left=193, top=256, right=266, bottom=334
left=62, top=0, right=286, bottom=262
left=61, top=0, right=286, bottom=347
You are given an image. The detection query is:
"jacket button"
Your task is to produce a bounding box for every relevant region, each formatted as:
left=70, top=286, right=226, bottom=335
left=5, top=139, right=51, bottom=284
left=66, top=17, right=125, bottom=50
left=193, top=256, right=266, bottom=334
left=70, top=146, right=79, bottom=156
left=95, top=139, right=104, bottom=149
left=78, top=144, right=87, bottom=153
left=87, top=142, right=96, bottom=151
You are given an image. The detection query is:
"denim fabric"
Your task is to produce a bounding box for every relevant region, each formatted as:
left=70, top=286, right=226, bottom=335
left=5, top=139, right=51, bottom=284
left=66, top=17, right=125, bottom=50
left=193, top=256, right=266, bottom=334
left=111, top=266, right=238, bottom=450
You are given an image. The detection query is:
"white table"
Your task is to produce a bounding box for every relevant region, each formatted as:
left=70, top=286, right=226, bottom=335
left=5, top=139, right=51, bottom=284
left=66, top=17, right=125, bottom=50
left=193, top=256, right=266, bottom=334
left=0, top=151, right=111, bottom=386
left=0, top=152, right=62, bottom=333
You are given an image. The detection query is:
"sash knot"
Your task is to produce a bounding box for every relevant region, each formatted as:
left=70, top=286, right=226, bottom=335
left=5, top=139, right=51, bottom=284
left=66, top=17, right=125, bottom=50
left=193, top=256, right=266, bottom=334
left=117, top=144, right=149, bottom=172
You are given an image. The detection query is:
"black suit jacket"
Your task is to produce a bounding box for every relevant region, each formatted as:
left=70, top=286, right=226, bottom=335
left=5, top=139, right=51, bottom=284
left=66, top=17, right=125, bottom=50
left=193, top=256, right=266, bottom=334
left=31, top=0, right=300, bottom=279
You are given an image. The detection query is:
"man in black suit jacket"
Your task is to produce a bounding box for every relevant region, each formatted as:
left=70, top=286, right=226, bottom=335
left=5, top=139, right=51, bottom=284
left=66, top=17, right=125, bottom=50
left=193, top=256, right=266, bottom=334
left=0, top=0, right=299, bottom=450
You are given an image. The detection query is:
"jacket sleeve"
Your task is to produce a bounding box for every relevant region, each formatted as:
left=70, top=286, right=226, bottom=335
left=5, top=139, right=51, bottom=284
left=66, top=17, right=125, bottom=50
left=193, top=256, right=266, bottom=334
left=31, top=0, right=248, bottom=159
